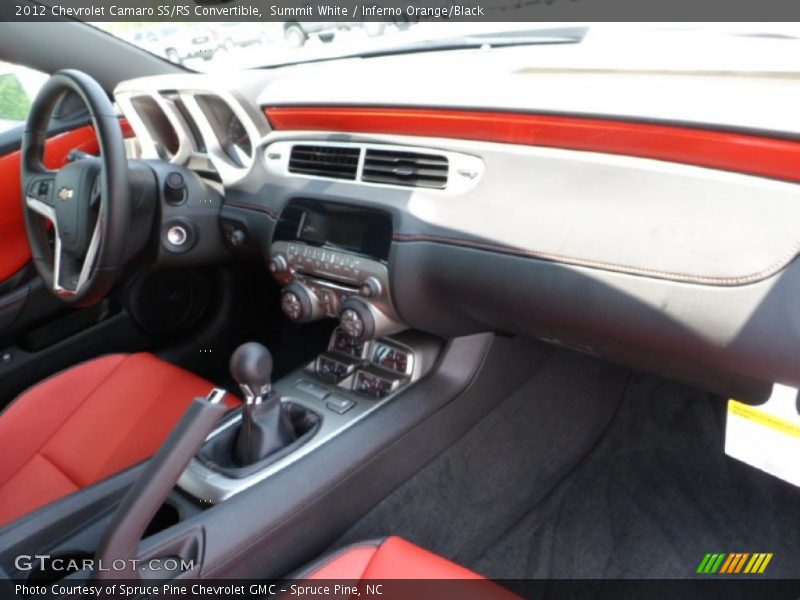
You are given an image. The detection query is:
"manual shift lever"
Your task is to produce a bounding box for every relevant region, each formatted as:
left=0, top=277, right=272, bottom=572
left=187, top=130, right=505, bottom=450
left=230, top=341, right=274, bottom=402
left=230, top=342, right=294, bottom=466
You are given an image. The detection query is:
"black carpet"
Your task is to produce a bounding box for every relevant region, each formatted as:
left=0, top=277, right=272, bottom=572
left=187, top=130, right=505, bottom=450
left=338, top=349, right=800, bottom=580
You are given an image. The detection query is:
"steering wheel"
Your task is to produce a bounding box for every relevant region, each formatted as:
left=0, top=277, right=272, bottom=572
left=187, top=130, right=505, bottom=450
left=21, top=70, right=129, bottom=307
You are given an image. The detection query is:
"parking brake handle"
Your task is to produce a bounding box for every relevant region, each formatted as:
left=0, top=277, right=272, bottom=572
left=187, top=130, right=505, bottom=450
left=93, top=388, right=228, bottom=580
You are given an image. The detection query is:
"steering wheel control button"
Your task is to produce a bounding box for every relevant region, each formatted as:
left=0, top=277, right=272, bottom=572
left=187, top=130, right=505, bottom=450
left=325, top=394, right=356, bottom=415
left=167, top=225, right=188, bottom=246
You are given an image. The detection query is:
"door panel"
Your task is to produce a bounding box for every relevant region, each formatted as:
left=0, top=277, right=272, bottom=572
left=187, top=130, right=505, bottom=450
left=0, top=125, right=100, bottom=282
left=0, top=120, right=133, bottom=284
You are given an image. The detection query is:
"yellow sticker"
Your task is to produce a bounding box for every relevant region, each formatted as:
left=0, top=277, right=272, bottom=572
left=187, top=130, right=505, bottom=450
left=729, top=400, right=800, bottom=440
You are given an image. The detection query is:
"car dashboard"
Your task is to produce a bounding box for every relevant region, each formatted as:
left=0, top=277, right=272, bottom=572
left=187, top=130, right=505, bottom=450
left=114, top=48, right=800, bottom=400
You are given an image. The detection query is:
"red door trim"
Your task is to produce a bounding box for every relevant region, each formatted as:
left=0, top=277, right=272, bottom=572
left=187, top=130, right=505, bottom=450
left=0, top=120, right=135, bottom=283
left=264, top=106, right=800, bottom=184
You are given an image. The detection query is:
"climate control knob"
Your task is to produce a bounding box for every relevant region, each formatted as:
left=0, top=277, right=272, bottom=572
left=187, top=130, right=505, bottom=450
left=338, top=297, right=375, bottom=340
left=280, top=282, right=323, bottom=323
left=281, top=291, right=303, bottom=320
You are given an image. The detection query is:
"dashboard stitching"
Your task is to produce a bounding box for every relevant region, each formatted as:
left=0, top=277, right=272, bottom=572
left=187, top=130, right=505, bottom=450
left=392, top=233, right=800, bottom=286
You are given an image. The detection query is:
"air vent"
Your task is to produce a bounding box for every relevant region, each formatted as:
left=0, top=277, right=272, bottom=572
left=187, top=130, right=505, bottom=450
left=288, top=145, right=360, bottom=180
left=362, top=149, right=449, bottom=189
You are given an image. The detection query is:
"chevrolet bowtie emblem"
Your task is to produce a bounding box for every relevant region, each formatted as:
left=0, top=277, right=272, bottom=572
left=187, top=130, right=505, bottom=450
left=57, top=187, right=73, bottom=201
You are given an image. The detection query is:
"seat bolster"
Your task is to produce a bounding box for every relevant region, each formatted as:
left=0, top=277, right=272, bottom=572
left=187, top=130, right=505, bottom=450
left=0, top=454, right=78, bottom=527
left=306, top=544, right=381, bottom=580
left=301, top=537, right=485, bottom=580
left=363, top=537, right=485, bottom=580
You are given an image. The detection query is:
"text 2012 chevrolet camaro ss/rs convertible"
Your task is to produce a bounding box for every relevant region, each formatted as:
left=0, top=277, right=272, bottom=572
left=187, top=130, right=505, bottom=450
left=0, top=14, right=799, bottom=599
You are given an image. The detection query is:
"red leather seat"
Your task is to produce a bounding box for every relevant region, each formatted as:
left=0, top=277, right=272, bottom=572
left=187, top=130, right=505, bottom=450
left=0, top=353, right=236, bottom=527
left=296, top=537, right=516, bottom=598
left=302, top=537, right=484, bottom=579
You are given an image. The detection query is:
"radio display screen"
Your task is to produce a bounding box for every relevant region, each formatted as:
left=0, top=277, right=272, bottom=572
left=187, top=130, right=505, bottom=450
left=274, top=199, right=392, bottom=261
left=297, top=210, right=368, bottom=251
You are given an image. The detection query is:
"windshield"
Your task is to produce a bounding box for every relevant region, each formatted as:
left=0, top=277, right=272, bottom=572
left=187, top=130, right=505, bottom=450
left=93, top=22, right=800, bottom=72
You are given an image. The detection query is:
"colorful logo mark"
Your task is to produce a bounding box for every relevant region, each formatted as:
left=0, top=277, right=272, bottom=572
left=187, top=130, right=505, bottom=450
left=696, top=553, right=773, bottom=574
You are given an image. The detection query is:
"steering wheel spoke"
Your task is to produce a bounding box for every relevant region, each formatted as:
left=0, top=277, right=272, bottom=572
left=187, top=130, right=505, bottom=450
left=53, top=209, right=103, bottom=298
left=25, top=193, right=56, bottom=220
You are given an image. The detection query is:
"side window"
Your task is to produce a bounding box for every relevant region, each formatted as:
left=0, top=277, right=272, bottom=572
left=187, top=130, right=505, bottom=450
left=0, top=61, right=48, bottom=135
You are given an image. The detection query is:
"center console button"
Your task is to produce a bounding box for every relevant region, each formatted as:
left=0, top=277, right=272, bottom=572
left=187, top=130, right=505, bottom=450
left=326, top=394, right=356, bottom=415
left=354, top=369, right=398, bottom=398
left=319, top=289, right=339, bottom=316
left=295, top=379, right=330, bottom=400
left=316, top=354, right=355, bottom=382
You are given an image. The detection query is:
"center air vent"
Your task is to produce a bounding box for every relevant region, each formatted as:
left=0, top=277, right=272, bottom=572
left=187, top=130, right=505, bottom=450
left=362, top=149, right=449, bottom=189
left=289, top=145, right=360, bottom=180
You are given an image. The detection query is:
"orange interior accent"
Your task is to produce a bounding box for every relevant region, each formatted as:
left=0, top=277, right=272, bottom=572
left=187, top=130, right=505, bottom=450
left=308, top=537, right=486, bottom=580
left=0, top=352, right=238, bottom=526
left=264, top=106, right=800, bottom=184
left=308, top=546, right=378, bottom=580
left=0, top=149, right=31, bottom=282
left=0, top=119, right=134, bottom=283
left=305, top=536, right=518, bottom=595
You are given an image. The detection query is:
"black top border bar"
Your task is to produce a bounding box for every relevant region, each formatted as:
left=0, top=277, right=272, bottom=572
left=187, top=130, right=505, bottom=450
left=3, top=0, right=800, bottom=22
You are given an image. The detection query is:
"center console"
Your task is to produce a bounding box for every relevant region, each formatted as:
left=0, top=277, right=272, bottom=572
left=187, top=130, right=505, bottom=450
left=177, top=198, right=434, bottom=503
left=268, top=199, right=404, bottom=341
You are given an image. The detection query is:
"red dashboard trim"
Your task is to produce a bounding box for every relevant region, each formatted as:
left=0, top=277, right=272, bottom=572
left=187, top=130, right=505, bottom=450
left=264, top=106, right=800, bottom=184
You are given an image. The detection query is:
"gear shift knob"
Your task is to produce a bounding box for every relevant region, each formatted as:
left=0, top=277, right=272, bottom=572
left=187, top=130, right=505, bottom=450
left=229, top=342, right=273, bottom=403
